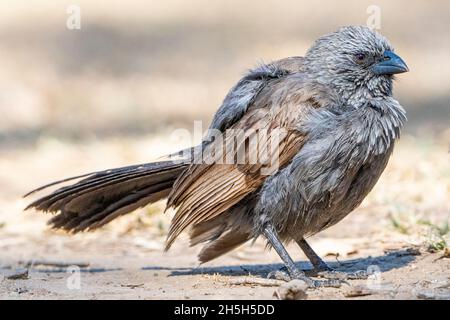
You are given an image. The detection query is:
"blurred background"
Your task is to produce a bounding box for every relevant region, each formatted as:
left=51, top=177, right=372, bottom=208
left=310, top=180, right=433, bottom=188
left=0, top=1, right=449, bottom=295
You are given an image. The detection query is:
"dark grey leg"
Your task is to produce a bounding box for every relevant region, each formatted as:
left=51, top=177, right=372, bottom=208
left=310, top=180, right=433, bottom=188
left=263, top=224, right=305, bottom=279
left=297, top=238, right=368, bottom=280
left=297, top=238, right=331, bottom=272
left=262, top=223, right=342, bottom=288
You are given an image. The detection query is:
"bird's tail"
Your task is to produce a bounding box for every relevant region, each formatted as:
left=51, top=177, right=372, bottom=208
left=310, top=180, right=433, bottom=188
left=24, top=161, right=187, bottom=232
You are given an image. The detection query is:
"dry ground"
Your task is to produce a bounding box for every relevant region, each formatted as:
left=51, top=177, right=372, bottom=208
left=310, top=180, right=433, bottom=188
left=0, top=136, right=449, bottom=300
left=0, top=0, right=449, bottom=300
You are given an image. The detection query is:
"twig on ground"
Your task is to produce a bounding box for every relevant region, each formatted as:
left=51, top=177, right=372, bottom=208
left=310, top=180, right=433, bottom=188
left=6, top=268, right=29, bottom=280
left=433, top=247, right=450, bottom=262
left=227, top=277, right=286, bottom=287
left=120, top=283, right=145, bottom=289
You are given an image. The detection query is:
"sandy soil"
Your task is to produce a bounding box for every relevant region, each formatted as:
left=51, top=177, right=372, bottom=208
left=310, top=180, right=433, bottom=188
left=1, top=134, right=449, bottom=300
left=0, top=209, right=449, bottom=300
left=1, top=136, right=449, bottom=300
left=0, top=0, right=449, bottom=301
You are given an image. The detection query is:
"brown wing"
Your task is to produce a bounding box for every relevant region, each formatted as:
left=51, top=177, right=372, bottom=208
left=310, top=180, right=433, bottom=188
left=164, top=72, right=324, bottom=249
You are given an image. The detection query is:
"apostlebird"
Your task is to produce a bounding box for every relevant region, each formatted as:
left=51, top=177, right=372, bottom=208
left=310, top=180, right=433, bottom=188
left=25, top=26, right=409, bottom=288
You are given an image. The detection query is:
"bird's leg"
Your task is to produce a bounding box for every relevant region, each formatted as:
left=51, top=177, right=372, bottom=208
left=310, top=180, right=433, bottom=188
left=297, top=238, right=332, bottom=273
left=262, top=223, right=343, bottom=288
left=297, top=238, right=368, bottom=280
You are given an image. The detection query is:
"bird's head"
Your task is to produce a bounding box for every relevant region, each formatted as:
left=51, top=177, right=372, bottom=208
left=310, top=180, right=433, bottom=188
left=304, top=26, right=408, bottom=102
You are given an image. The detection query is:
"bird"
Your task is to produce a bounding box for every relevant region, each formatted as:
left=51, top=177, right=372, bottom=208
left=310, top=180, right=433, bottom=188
left=25, top=26, right=409, bottom=288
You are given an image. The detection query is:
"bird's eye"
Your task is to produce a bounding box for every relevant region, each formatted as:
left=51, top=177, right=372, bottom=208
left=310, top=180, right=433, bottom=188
left=354, top=53, right=366, bottom=64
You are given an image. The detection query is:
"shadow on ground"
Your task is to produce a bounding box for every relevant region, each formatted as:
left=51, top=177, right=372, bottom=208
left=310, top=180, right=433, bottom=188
left=141, top=248, right=419, bottom=278
left=1, top=248, right=418, bottom=278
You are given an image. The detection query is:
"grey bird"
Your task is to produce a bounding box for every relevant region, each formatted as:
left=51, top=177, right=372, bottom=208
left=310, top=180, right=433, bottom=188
left=25, top=26, right=409, bottom=288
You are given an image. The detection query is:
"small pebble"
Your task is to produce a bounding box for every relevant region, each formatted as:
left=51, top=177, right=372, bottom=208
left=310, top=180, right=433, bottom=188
left=273, top=279, right=308, bottom=300
left=344, top=285, right=374, bottom=298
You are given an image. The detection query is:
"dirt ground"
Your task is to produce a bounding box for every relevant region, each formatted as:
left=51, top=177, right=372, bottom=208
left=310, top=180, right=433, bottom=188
left=0, top=210, right=449, bottom=300
left=0, top=137, right=449, bottom=300
left=0, top=0, right=449, bottom=300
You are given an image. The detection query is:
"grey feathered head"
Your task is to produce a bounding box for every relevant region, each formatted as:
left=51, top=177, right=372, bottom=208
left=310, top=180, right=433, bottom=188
left=304, top=26, right=408, bottom=99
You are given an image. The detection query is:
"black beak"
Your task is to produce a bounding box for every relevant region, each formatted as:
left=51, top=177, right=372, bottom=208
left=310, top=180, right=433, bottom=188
left=372, top=50, right=409, bottom=75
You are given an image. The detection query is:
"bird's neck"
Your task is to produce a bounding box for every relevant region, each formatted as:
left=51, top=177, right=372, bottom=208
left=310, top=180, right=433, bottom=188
left=359, top=96, right=407, bottom=156
left=340, top=76, right=394, bottom=108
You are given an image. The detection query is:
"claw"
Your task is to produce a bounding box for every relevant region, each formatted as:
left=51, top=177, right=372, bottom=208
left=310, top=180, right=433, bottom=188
left=267, top=265, right=364, bottom=287
left=347, top=270, right=368, bottom=280
left=317, top=270, right=368, bottom=280
left=267, top=264, right=366, bottom=290
left=311, top=279, right=344, bottom=288
left=267, top=268, right=291, bottom=282
left=267, top=267, right=343, bottom=289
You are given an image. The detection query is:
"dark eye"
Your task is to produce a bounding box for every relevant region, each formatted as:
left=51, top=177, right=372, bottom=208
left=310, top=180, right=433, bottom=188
left=354, top=53, right=366, bottom=63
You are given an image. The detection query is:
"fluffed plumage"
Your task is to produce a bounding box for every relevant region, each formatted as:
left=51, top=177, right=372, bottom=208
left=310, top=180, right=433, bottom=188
left=25, top=26, right=408, bottom=266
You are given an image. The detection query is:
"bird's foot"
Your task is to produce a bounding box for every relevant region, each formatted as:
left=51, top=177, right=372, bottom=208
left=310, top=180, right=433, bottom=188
left=305, top=265, right=368, bottom=280
left=317, top=270, right=368, bottom=280
left=267, top=266, right=291, bottom=282
left=267, top=266, right=345, bottom=288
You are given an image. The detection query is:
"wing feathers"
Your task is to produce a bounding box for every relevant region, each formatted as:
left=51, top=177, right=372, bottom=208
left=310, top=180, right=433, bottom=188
left=165, top=99, right=308, bottom=248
